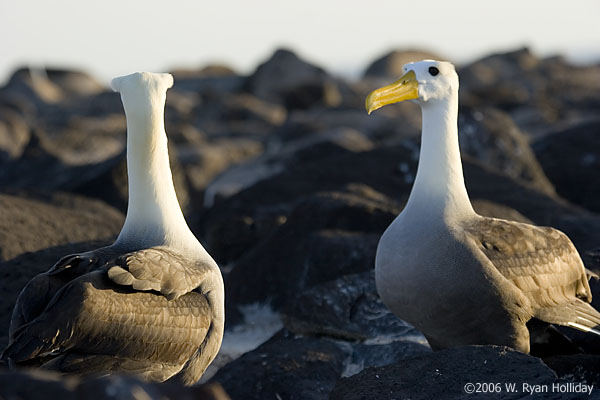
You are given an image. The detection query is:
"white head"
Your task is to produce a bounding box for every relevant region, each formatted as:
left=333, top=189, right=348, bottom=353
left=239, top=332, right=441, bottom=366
left=366, top=60, right=458, bottom=113
left=111, top=72, right=174, bottom=120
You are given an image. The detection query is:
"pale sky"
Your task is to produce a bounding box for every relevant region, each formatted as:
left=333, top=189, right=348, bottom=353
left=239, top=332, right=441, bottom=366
left=1, top=0, right=599, bottom=85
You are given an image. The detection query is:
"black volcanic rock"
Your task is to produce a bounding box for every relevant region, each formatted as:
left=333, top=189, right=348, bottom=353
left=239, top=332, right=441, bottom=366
left=0, top=106, right=30, bottom=161
left=330, top=346, right=567, bottom=400
left=211, top=329, right=431, bottom=400
left=171, top=64, right=244, bottom=95
left=1, top=68, right=66, bottom=107
left=543, top=354, right=600, bottom=386
left=172, top=64, right=237, bottom=78
left=363, top=49, right=445, bottom=79
left=211, top=330, right=348, bottom=400
left=0, top=132, right=117, bottom=193
left=245, top=48, right=326, bottom=99
left=192, top=91, right=286, bottom=139
left=43, top=69, right=104, bottom=98
left=587, top=247, right=600, bottom=272
left=470, top=199, right=532, bottom=224
left=458, top=106, right=555, bottom=195
left=283, top=271, right=419, bottom=341
left=0, top=68, right=108, bottom=127
left=346, top=341, right=432, bottom=378
left=63, top=90, right=124, bottom=118
left=459, top=48, right=600, bottom=137
left=245, top=49, right=342, bottom=110
left=533, top=120, right=600, bottom=213
left=459, top=47, right=540, bottom=110
left=68, top=151, right=130, bottom=211
left=0, top=192, right=123, bottom=262
left=269, top=106, right=419, bottom=146
left=0, top=145, right=190, bottom=214
left=182, top=137, right=264, bottom=200
left=225, top=188, right=398, bottom=310
left=231, top=229, right=379, bottom=303
left=200, top=125, right=378, bottom=211
left=0, top=369, right=230, bottom=400
left=38, top=114, right=125, bottom=165
left=211, top=328, right=431, bottom=400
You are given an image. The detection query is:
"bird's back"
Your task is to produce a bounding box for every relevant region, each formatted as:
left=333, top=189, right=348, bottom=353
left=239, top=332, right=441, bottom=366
left=3, top=245, right=221, bottom=384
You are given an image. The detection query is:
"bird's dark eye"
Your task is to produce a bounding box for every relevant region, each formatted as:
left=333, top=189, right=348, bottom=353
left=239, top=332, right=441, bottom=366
left=428, top=67, right=439, bottom=76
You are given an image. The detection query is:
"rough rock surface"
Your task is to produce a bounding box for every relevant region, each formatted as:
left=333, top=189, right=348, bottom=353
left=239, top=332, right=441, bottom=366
left=533, top=119, right=600, bottom=213
left=458, top=106, right=555, bottom=195
left=330, top=346, right=577, bottom=400
left=0, top=368, right=230, bottom=400
left=459, top=48, right=600, bottom=138
left=0, top=107, right=30, bottom=161
left=211, top=330, right=349, bottom=400
left=0, top=192, right=123, bottom=262
left=225, top=188, right=398, bottom=310
left=543, top=354, right=600, bottom=387
left=0, top=144, right=189, bottom=214
left=245, top=48, right=344, bottom=110
left=363, top=49, right=445, bottom=79
left=283, top=271, right=418, bottom=341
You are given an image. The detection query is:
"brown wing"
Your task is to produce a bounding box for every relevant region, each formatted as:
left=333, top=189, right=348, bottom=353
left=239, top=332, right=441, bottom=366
left=465, top=217, right=597, bottom=326
left=107, top=246, right=213, bottom=300
left=3, top=269, right=212, bottom=381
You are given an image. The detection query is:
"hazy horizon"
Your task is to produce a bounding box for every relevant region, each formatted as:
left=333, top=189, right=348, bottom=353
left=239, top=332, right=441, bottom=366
left=2, top=0, right=599, bottom=85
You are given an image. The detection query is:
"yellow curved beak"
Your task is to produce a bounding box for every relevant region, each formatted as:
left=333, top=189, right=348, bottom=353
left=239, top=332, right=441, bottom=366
left=365, top=70, right=419, bottom=114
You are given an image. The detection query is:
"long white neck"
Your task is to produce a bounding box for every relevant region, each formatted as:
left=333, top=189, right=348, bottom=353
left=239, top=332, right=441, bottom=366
left=403, top=95, right=474, bottom=221
left=113, top=77, right=203, bottom=255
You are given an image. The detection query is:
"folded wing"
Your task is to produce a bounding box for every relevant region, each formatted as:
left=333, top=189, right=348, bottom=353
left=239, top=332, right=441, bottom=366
left=467, top=217, right=600, bottom=334
left=2, top=246, right=214, bottom=382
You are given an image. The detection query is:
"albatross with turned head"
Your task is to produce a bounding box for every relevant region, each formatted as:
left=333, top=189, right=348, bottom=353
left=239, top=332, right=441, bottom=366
left=1, top=72, right=224, bottom=385
left=366, top=60, right=600, bottom=353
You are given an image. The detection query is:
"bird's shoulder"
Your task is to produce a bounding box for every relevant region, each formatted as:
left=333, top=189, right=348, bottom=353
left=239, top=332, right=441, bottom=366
left=106, top=245, right=217, bottom=300
left=466, top=216, right=569, bottom=252
left=46, top=246, right=120, bottom=276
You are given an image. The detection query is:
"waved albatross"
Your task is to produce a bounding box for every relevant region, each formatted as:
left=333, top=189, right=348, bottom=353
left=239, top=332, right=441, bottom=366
left=1, top=72, right=224, bottom=385
left=366, top=60, right=600, bottom=353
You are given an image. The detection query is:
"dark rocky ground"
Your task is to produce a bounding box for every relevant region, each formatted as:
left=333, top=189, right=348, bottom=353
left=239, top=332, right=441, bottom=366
left=0, top=47, right=599, bottom=399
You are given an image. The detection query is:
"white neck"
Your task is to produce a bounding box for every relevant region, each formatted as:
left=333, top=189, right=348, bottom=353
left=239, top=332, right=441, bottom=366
left=403, top=95, right=474, bottom=221
left=114, top=81, right=202, bottom=254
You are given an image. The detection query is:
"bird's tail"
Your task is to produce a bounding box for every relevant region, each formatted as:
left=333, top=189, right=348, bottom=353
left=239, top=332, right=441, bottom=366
left=1, top=319, right=65, bottom=365
left=535, top=299, right=600, bottom=336
left=1, top=334, right=48, bottom=364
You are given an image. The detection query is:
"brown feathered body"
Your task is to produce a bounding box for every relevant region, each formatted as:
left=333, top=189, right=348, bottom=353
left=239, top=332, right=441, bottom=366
left=5, top=245, right=223, bottom=385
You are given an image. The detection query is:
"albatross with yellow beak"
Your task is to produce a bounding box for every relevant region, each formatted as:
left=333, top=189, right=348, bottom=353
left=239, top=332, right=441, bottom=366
left=366, top=60, right=600, bottom=353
